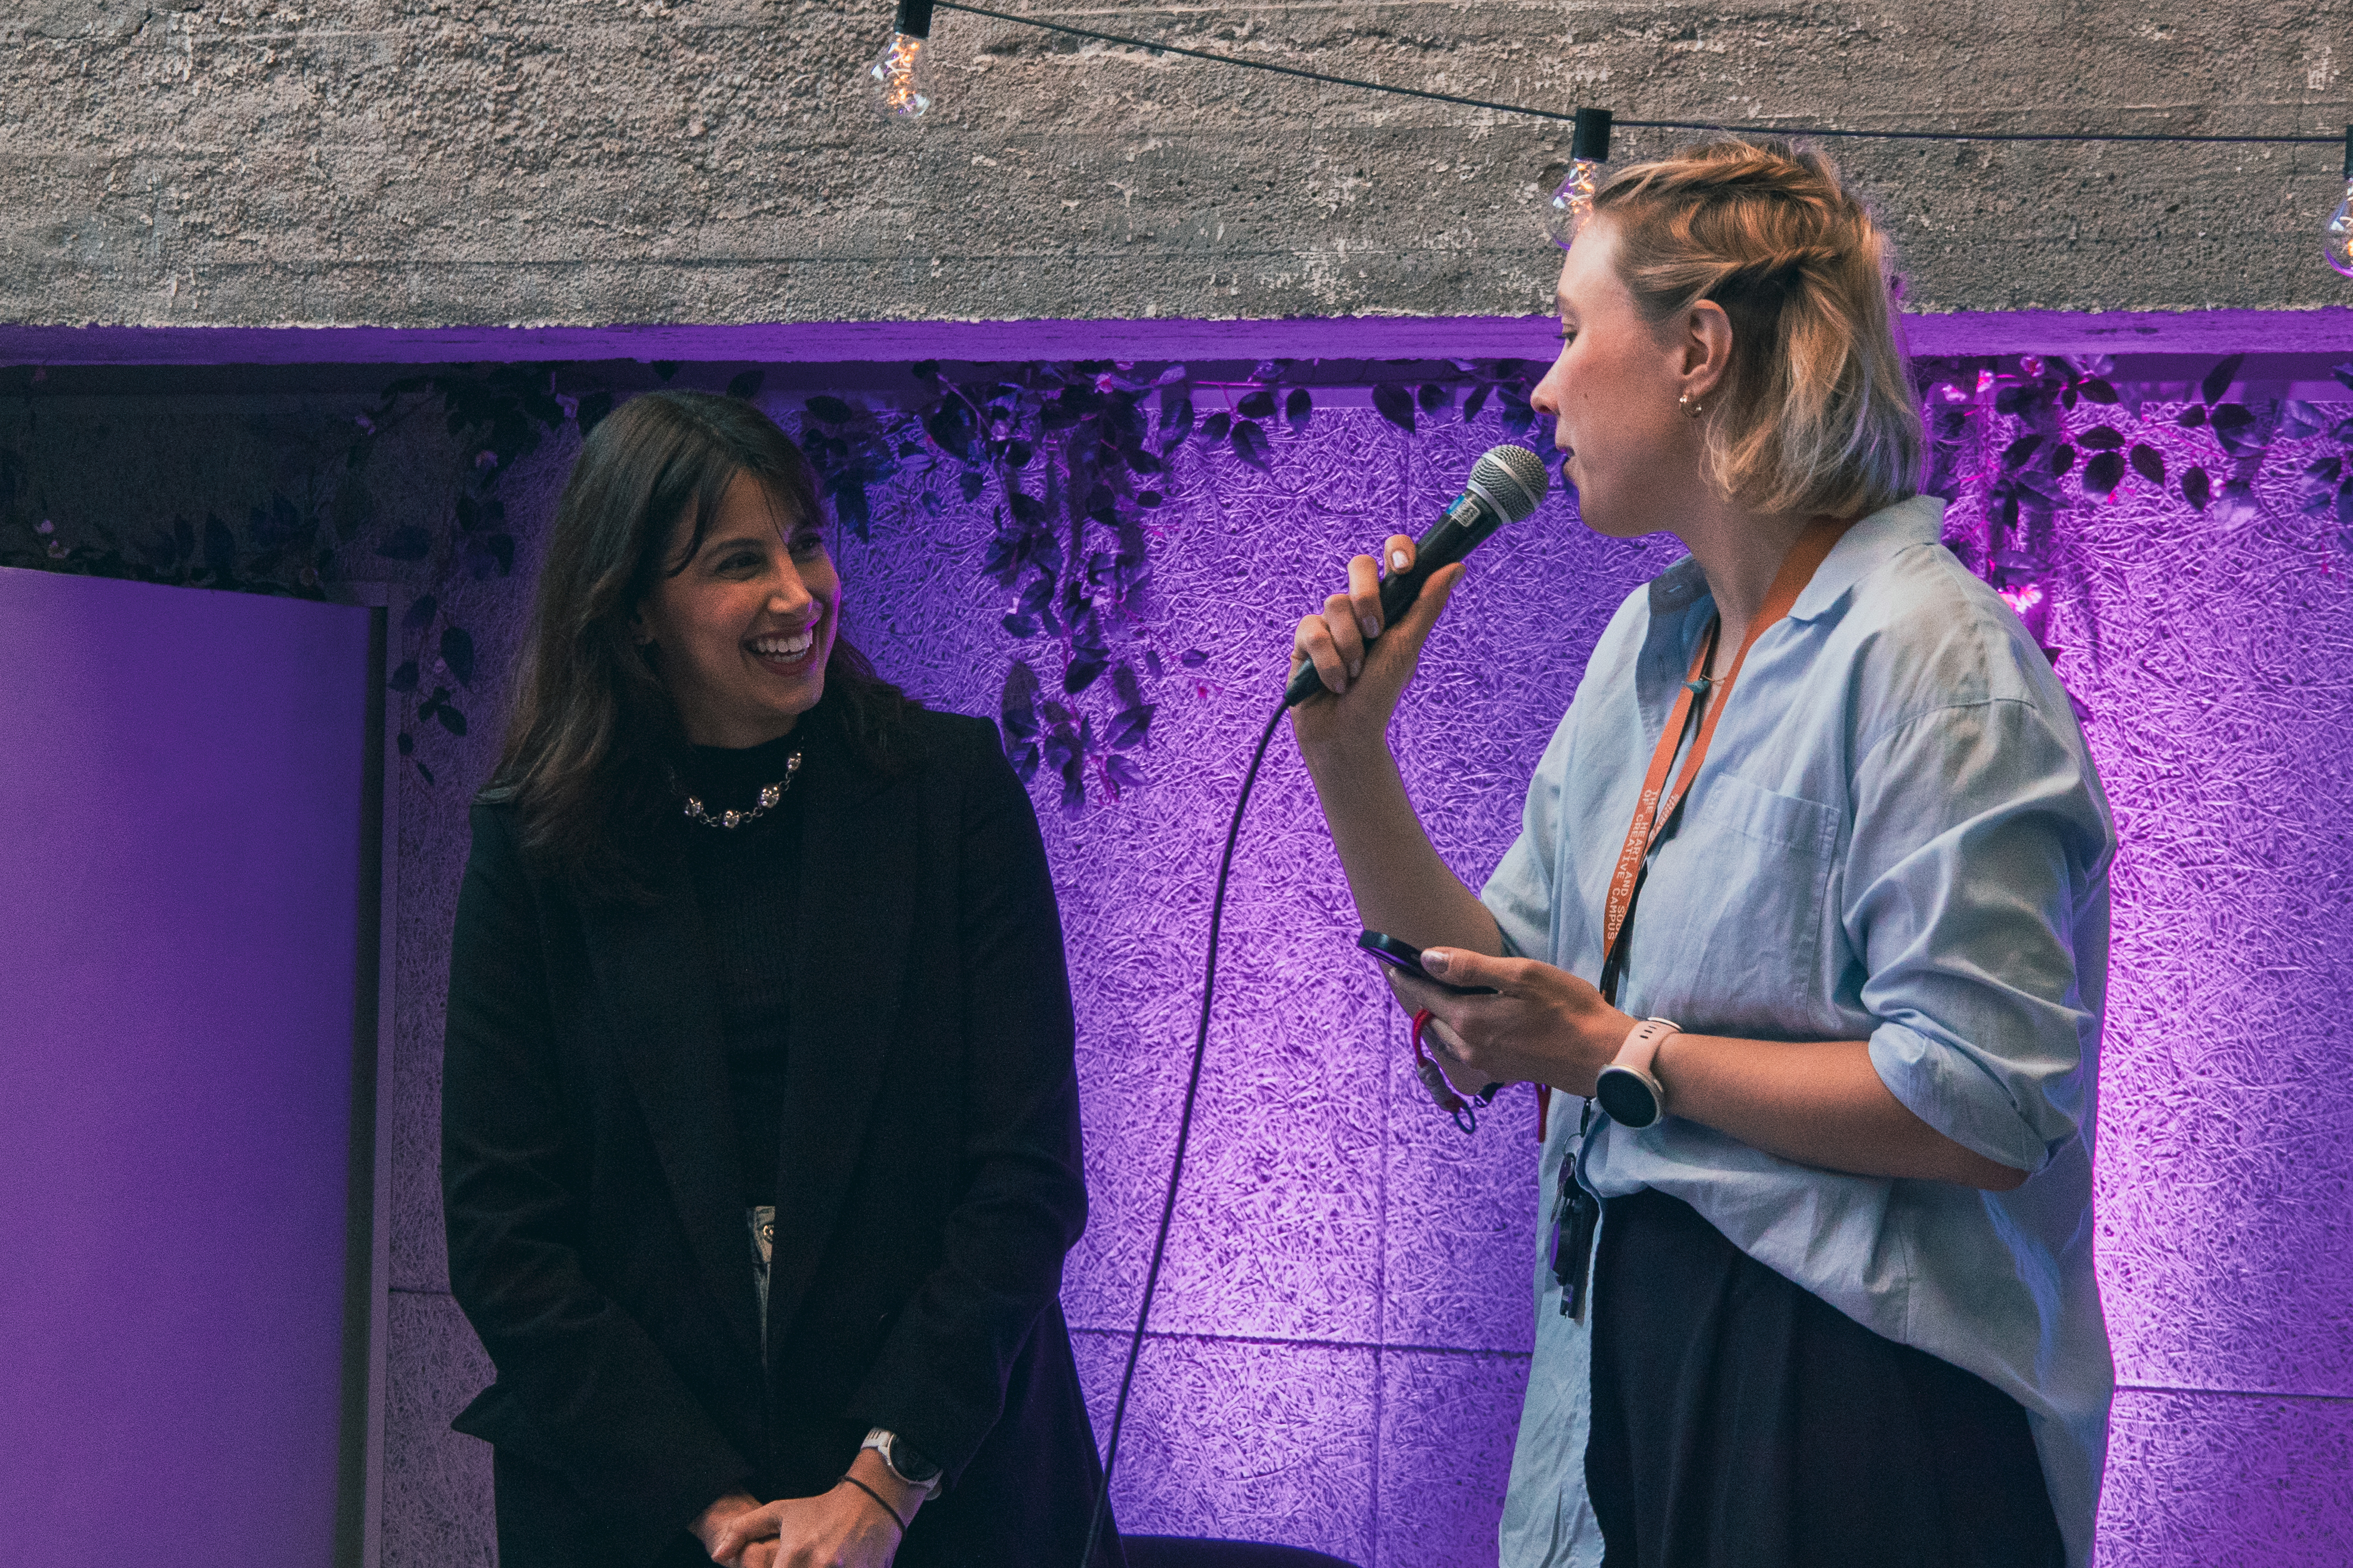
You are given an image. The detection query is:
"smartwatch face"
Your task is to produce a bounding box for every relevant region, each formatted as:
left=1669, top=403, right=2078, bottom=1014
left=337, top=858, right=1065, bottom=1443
left=1595, top=1065, right=1662, bottom=1129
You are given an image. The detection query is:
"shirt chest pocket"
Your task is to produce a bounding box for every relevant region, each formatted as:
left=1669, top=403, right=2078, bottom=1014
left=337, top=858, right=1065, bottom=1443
left=1626, top=772, right=1843, bottom=1034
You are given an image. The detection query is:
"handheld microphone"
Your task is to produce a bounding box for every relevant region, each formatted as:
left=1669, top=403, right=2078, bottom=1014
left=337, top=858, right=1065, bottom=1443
left=1282, top=443, right=1551, bottom=707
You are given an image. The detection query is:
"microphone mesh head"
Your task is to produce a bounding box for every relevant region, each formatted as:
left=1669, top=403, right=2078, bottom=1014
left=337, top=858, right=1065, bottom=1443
left=1468, top=445, right=1551, bottom=523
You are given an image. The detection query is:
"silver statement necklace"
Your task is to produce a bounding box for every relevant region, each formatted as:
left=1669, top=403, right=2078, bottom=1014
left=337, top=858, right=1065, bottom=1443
left=678, top=749, right=802, bottom=830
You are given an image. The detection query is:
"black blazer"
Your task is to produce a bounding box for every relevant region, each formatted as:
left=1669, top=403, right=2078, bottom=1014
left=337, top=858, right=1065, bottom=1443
left=441, top=709, right=1117, bottom=1568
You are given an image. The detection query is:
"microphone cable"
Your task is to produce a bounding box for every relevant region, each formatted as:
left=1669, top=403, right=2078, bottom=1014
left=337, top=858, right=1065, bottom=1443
left=1078, top=696, right=1289, bottom=1568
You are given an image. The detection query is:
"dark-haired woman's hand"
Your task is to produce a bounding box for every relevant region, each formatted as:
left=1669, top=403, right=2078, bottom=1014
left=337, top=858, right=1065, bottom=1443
left=1288, top=535, right=1465, bottom=760
left=702, top=1458, right=916, bottom=1568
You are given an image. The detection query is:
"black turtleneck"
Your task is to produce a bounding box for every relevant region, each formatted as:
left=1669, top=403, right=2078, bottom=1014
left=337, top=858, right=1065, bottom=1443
left=674, top=719, right=823, bottom=1210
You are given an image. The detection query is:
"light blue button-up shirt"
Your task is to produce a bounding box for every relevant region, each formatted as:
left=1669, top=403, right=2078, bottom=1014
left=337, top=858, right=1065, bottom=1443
left=1481, top=496, right=2115, bottom=1568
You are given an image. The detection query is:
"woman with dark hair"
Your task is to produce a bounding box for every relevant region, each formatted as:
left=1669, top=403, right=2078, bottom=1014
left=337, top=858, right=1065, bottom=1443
left=441, top=391, right=1119, bottom=1568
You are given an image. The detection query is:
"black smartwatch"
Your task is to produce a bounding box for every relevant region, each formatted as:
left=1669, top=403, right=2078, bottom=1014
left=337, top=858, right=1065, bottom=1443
left=1593, top=1016, right=1679, bottom=1130
left=862, top=1428, right=942, bottom=1492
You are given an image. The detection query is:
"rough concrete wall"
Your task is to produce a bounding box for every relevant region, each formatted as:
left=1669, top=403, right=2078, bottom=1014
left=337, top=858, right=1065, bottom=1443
left=4, top=0, right=2349, bottom=332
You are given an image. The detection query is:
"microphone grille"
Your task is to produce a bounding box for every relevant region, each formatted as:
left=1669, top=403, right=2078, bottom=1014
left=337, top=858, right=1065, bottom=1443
left=1468, top=445, right=1551, bottom=523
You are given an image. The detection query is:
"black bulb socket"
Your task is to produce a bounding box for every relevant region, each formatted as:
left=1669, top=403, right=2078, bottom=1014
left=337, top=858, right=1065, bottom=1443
left=894, top=0, right=934, bottom=40
left=1573, top=107, right=1613, bottom=163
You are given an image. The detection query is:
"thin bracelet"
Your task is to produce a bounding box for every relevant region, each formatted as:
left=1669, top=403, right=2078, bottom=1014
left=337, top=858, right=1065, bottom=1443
left=840, top=1473, right=909, bottom=1537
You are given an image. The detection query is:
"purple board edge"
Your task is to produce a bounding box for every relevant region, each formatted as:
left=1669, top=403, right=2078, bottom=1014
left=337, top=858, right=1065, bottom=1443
left=3, top=307, right=2351, bottom=366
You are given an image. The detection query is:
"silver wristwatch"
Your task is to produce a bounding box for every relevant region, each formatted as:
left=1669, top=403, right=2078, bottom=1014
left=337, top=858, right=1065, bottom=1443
left=861, top=1427, right=942, bottom=1495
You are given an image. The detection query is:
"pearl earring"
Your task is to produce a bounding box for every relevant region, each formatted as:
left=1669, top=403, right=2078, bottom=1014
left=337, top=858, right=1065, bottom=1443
left=1679, top=392, right=1704, bottom=418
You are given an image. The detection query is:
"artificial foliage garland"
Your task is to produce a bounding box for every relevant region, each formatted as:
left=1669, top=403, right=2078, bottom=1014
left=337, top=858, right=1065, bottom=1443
left=4, top=353, right=2348, bottom=801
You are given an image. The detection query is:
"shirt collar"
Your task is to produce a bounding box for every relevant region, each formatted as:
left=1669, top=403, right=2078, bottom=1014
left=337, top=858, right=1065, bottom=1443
left=1789, top=493, right=1947, bottom=621
left=1644, top=493, right=1947, bottom=624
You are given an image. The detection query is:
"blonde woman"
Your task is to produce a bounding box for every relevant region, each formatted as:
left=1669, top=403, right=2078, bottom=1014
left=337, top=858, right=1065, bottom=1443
left=1291, top=141, right=2112, bottom=1567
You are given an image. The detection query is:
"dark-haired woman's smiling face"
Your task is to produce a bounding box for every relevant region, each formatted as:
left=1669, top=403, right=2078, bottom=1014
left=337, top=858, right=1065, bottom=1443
left=635, top=472, right=839, bottom=748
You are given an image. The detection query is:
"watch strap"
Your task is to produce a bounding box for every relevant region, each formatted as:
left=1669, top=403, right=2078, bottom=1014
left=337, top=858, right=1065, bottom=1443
left=1613, top=1016, right=1680, bottom=1079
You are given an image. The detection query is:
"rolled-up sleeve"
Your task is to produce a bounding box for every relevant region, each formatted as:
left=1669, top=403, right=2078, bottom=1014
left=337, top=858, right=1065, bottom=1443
left=1846, top=696, right=2114, bottom=1175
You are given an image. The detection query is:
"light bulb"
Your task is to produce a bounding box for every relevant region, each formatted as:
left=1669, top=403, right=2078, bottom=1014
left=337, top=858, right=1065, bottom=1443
left=1542, top=109, right=1614, bottom=250
left=2327, top=125, right=2353, bottom=279
left=867, top=0, right=935, bottom=124
left=1543, top=159, right=1605, bottom=249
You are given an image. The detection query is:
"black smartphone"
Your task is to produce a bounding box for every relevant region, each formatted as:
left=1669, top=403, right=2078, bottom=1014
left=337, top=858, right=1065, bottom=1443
left=1357, top=930, right=1500, bottom=995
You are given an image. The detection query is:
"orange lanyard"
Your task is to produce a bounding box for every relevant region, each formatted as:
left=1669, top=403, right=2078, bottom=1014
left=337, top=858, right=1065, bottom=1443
left=1535, top=516, right=1850, bottom=1142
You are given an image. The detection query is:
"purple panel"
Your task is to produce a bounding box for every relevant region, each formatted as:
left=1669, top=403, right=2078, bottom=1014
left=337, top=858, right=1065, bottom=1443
left=0, top=568, right=374, bottom=1563
left=1073, top=1329, right=1377, bottom=1564
left=2096, top=1390, right=2353, bottom=1567
left=1375, top=1350, right=1531, bottom=1568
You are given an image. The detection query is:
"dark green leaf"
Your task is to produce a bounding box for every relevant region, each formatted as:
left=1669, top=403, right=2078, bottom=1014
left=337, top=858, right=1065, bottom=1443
left=2001, top=434, right=2045, bottom=470
left=2077, top=425, right=2125, bottom=450
left=2176, top=404, right=2207, bottom=429
left=2129, top=444, right=2165, bottom=485
left=805, top=395, right=856, bottom=425
left=1230, top=420, right=1270, bottom=471
left=2083, top=450, right=2126, bottom=496
left=912, top=360, right=941, bottom=382
left=1236, top=389, right=1276, bottom=420
left=1372, top=383, right=1417, bottom=433
left=2048, top=444, right=2076, bottom=476
left=2199, top=352, right=2245, bottom=407
left=388, top=660, right=420, bottom=693
left=651, top=361, right=680, bottom=384
left=1201, top=412, right=1231, bottom=443
left=1158, top=393, right=1194, bottom=439
left=2182, top=465, right=2212, bottom=511
left=833, top=482, right=871, bottom=539
left=1135, top=490, right=1163, bottom=509
left=1417, top=382, right=1453, bottom=412
left=725, top=369, right=765, bottom=400
left=402, top=594, right=439, bottom=630
left=416, top=760, right=435, bottom=784
left=440, top=625, right=475, bottom=686
left=1463, top=385, right=1492, bottom=422
left=1002, top=612, right=1039, bottom=638
left=1063, top=652, right=1107, bottom=695
left=1104, top=753, right=1145, bottom=791
left=1179, top=648, right=1207, bottom=667
left=1284, top=387, right=1313, bottom=434
left=435, top=703, right=468, bottom=736
left=2078, top=378, right=2119, bottom=404
left=396, top=730, right=414, bottom=756
left=959, top=469, right=987, bottom=503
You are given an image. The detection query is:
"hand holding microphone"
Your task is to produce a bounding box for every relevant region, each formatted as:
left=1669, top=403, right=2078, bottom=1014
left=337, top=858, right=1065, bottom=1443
left=1286, top=445, right=1549, bottom=743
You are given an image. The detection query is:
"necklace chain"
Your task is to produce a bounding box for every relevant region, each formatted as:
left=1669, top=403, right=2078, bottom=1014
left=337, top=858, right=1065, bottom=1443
left=680, top=749, right=802, bottom=830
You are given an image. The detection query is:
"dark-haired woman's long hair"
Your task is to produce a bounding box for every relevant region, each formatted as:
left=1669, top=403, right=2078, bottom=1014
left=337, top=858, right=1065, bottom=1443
left=484, top=390, right=920, bottom=904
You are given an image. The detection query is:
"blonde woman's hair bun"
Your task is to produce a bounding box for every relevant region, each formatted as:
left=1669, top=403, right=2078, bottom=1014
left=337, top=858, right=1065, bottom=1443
left=1592, top=138, right=1923, bottom=519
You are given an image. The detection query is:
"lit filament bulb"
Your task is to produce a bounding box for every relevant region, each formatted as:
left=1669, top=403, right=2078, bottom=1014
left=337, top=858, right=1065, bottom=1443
left=867, top=0, right=935, bottom=124
left=1542, top=109, right=1614, bottom=250
left=2327, top=125, right=2353, bottom=279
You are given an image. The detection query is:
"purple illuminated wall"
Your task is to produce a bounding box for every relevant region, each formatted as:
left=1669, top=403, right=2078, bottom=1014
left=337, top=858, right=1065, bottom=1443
left=831, top=399, right=2353, bottom=1566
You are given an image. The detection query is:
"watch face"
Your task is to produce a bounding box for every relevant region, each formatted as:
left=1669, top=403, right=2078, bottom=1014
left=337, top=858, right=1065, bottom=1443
left=890, top=1436, right=941, bottom=1484
left=1595, top=1065, right=1662, bottom=1129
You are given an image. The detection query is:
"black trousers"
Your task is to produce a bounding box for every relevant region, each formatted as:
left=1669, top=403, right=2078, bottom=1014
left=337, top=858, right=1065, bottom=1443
left=1586, top=1187, right=2064, bottom=1568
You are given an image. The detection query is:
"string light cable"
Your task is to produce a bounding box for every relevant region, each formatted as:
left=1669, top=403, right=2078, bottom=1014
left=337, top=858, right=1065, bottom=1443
left=898, top=2, right=2351, bottom=271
